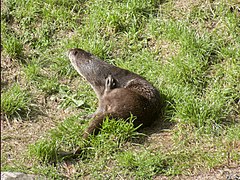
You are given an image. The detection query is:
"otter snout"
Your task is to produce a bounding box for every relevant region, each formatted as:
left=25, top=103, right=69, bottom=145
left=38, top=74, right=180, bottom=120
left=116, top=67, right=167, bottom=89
left=68, top=48, right=94, bottom=63
left=68, top=48, right=79, bottom=60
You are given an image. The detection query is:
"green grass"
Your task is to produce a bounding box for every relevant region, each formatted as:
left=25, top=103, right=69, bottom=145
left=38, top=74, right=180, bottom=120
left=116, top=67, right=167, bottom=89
left=2, top=35, right=24, bottom=59
left=1, top=0, right=239, bottom=179
left=29, top=115, right=141, bottom=162
left=1, top=84, right=32, bottom=119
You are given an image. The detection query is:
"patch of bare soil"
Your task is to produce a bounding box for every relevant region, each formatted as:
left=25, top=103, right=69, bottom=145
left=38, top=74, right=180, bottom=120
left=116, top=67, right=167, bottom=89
left=141, top=118, right=175, bottom=153
left=147, top=38, right=180, bottom=64
left=155, top=166, right=240, bottom=180
left=1, top=54, right=22, bottom=89
left=1, top=118, right=55, bottom=166
left=174, top=0, right=203, bottom=12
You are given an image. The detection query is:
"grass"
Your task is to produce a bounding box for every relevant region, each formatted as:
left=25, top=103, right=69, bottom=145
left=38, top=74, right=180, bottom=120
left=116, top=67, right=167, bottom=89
left=1, top=83, right=32, bottom=119
left=2, top=35, right=24, bottom=59
left=1, top=0, right=239, bottom=179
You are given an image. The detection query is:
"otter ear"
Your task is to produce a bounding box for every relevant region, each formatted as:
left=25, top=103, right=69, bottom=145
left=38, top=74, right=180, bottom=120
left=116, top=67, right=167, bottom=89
left=106, top=75, right=111, bottom=86
left=105, top=75, right=112, bottom=91
left=105, top=74, right=117, bottom=90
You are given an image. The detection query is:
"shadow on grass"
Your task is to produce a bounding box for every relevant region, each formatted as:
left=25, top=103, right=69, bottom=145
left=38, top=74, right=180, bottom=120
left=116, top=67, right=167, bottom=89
left=1, top=102, right=48, bottom=124
left=132, top=92, right=176, bottom=144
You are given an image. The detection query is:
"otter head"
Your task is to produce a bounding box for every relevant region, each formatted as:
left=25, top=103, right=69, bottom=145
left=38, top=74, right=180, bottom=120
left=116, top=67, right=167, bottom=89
left=68, top=48, right=117, bottom=98
left=68, top=48, right=120, bottom=81
left=68, top=48, right=97, bottom=77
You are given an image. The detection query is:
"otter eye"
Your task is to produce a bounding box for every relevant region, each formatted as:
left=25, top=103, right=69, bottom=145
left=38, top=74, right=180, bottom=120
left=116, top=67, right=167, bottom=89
left=73, top=50, right=78, bottom=56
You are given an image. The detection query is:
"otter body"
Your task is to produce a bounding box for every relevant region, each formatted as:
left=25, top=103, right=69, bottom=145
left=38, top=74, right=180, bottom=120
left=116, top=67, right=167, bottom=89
left=68, top=48, right=162, bottom=139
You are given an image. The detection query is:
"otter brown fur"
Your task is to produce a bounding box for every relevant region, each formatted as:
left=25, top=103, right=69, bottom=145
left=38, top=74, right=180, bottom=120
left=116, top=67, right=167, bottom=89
left=68, top=48, right=162, bottom=140
left=82, top=75, right=152, bottom=139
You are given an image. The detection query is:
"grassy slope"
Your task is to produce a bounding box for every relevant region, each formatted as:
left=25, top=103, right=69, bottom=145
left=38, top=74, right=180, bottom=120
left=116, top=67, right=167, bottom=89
left=1, top=0, right=239, bottom=179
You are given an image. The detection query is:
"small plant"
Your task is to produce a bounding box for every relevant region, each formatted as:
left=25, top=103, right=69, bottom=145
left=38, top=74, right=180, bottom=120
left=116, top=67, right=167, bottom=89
left=57, top=85, right=86, bottom=109
left=117, top=150, right=172, bottom=178
left=29, top=138, right=59, bottom=163
left=1, top=84, right=31, bottom=119
left=39, top=77, right=60, bottom=95
left=97, top=116, right=143, bottom=144
left=23, top=61, right=41, bottom=82
left=3, top=35, right=23, bottom=59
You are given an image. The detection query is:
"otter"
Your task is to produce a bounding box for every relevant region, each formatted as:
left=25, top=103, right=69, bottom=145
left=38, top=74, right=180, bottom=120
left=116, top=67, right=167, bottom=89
left=68, top=48, right=162, bottom=140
